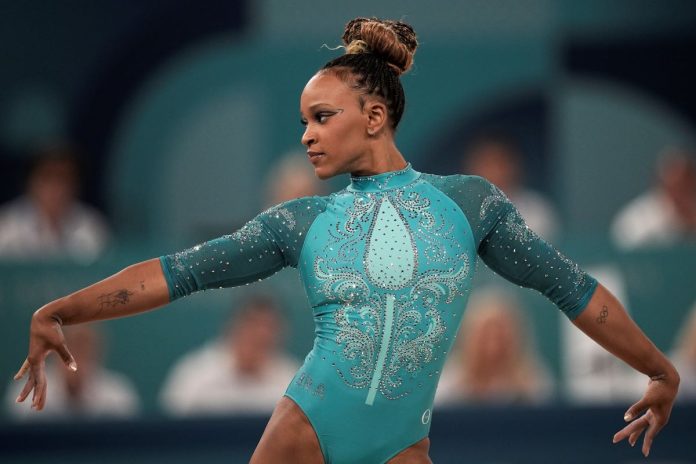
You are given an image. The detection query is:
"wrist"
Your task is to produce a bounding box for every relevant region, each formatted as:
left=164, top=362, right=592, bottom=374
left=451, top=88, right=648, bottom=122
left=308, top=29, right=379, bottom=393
left=648, top=359, right=680, bottom=388
left=33, top=298, right=69, bottom=326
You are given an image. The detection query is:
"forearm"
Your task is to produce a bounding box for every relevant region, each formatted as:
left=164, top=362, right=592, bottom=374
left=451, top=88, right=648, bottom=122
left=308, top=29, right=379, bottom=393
left=35, top=258, right=170, bottom=325
left=572, top=283, right=678, bottom=380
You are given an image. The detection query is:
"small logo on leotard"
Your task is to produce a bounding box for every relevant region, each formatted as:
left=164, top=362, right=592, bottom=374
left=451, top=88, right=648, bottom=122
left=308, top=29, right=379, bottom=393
left=296, top=372, right=326, bottom=400
left=421, top=409, right=431, bottom=425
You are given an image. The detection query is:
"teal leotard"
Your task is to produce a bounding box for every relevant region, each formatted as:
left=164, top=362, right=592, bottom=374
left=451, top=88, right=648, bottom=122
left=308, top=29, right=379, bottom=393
left=160, top=164, right=597, bottom=463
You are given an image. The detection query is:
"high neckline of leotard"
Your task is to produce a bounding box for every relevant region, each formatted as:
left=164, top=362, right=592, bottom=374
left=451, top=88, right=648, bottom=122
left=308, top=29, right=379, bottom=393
left=347, top=163, right=420, bottom=192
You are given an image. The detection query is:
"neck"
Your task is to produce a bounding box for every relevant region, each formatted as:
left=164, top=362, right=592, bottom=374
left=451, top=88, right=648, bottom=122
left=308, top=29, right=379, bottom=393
left=350, top=138, right=407, bottom=176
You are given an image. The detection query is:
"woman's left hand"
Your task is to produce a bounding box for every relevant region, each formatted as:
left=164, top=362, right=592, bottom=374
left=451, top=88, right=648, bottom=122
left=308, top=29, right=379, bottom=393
left=612, top=371, right=680, bottom=457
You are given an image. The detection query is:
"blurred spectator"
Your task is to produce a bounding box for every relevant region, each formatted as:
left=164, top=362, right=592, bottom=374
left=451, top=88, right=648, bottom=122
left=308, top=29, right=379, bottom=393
left=0, top=143, right=110, bottom=262
left=6, top=324, right=140, bottom=420
left=561, top=266, right=644, bottom=403
left=159, top=296, right=298, bottom=416
left=462, top=132, right=560, bottom=241
left=263, top=150, right=326, bottom=207
left=436, top=289, right=554, bottom=406
left=258, top=150, right=325, bottom=359
left=611, top=146, right=696, bottom=250
left=671, top=301, right=696, bottom=402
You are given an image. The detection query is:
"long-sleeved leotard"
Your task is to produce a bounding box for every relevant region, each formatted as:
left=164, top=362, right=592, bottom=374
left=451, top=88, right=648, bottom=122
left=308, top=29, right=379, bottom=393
left=160, top=165, right=597, bottom=464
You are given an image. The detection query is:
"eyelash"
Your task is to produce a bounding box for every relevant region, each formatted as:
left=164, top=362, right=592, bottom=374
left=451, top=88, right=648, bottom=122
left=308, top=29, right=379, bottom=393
left=300, top=112, right=334, bottom=126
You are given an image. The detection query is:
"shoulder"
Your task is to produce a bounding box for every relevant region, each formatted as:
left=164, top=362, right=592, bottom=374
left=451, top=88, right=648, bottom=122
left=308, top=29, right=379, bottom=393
left=68, top=202, right=111, bottom=234
left=69, top=201, right=108, bottom=222
left=612, top=189, right=674, bottom=232
left=256, top=196, right=330, bottom=235
left=419, top=172, right=502, bottom=202
left=420, top=172, right=494, bottom=190
left=94, top=368, right=138, bottom=394
left=611, top=190, right=677, bottom=248
left=171, top=341, right=225, bottom=371
left=615, top=190, right=669, bottom=220
left=261, top=195, right=329, bottom=218
left=269, top=354, right=300, bottom=376
left=91, top=368, right=140, bottom=414
left=0, top=197, right=34, bottom=221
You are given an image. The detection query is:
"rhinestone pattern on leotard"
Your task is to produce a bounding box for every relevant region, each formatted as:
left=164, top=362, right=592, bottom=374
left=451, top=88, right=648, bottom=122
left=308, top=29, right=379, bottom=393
left=312, top=172, right=472, bottom=402
left=160, top=168, right=597, bottom=408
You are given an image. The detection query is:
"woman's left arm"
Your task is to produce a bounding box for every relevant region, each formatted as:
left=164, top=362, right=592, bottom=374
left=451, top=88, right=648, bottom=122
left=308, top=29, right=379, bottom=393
left=467, top=178, right=680, bottom=457
left=572, top=283, right=679, bottom=457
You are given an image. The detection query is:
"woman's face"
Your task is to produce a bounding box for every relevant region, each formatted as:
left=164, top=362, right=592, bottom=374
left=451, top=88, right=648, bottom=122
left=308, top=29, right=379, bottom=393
left=300, top=71, right=371, bottom=179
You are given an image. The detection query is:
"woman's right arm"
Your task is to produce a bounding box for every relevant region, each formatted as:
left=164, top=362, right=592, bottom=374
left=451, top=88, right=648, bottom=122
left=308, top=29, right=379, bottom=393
left=14, top=258, right=170, bottom=410
left=14, top=196, right=325, bottom=411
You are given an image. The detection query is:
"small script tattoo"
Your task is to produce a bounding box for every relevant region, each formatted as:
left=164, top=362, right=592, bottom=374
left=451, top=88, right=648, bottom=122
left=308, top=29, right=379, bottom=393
left=596, top=305, right=609, bottom=324
left=98, top=289, right=134, bottom=311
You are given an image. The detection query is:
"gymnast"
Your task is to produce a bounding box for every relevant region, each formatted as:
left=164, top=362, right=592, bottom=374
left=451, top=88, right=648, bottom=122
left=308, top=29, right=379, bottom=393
left=14, top=17, right=679, bottom=463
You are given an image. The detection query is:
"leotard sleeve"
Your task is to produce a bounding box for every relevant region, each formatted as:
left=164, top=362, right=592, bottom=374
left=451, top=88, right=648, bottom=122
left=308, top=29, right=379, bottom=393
left=424, top=174, right=597, bottom=319
left=159, top=197, right=327, bottom=301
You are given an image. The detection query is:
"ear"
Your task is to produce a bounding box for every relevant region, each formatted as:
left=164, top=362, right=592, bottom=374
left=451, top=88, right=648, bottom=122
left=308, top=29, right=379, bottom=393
left=364, top=98, right=389, bottom=136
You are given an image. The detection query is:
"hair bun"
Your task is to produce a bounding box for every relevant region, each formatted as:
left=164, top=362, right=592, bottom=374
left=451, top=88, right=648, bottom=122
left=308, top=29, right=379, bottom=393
left=342, top=17, right=418, bottom=76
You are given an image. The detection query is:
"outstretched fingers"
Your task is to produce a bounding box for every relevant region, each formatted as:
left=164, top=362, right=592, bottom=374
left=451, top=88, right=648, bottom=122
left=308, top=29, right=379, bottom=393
left=15, top=371, right=35, bottom=403
left=613, top=415, right=648, bottom=444
left=14, top=321, right=76, bottom=411
left=30, top=362, right=48, bottom=410
left=15, top=355, right=50, bottom=409
left=57, top=342, right=77, bottom=372
left=613, top=397, right=649, bottom=445
left=623, top=398, right=649, bottom=423
left=642, top=406, right=671, bottom=458
left=14, top=359, right=29, bottom=381
left=628, top=430, right=641, bottom=447
left=613, top=410, right=666, bottom=457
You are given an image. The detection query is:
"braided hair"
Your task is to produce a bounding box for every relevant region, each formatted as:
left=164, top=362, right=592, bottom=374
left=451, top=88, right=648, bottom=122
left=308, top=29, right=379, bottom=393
left=321, top=17, right=418, bottom=130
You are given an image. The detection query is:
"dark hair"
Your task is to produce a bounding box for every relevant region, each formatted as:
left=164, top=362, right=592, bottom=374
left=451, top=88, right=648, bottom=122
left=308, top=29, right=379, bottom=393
left=230, top=294, right=279, bottom=320
left=321, top=17, right=418, bottom=130
left=26, top=142, right=82, bottom=185
left=466, top=130, right=522, bottom=158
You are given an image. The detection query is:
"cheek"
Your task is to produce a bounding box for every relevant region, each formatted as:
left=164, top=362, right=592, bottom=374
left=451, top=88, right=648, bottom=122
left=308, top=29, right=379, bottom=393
left=330, top=120, right=366, bottom=153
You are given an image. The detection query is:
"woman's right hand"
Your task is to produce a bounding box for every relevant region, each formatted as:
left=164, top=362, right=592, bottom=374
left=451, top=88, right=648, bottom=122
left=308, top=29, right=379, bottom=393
left=13, top=308, right=77, bottom=411
left=12, top=259, right=168, bottom=410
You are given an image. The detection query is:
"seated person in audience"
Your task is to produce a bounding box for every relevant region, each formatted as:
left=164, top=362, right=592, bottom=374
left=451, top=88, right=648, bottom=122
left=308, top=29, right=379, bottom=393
left=670, top=301, right=696, bottom=402
left=462, top=132, right=560, bottom=241
left=611, top=146, right=696, bottom=250
left=263, top=150, right=327, bottom=207
left=561, top=266, right=645, bottom=403
left=0, top=143, right=110, bottom=262
left=436, top=289, right=554, bottom=406
left=6, top=324, right=139, bottom=420
left=259, top=150, right=327, bottom=358
left=159, top=296, right=298, bottom=416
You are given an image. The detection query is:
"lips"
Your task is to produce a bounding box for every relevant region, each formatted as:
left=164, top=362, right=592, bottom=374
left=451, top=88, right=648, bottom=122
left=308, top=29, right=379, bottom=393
left=307, top=151, right=325, bottom=162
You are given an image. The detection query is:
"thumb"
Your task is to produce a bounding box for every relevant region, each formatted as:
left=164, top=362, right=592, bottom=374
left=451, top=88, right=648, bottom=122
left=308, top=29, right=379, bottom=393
left=14, top=359, right=30, bottom=380
left=57, top=343, right=78, bottom=372
left=624, top=397, right=649, bottom=422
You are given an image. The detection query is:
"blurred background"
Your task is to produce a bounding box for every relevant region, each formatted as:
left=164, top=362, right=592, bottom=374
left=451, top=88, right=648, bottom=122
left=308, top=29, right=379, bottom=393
left=1, top=0, right=695, bottom=462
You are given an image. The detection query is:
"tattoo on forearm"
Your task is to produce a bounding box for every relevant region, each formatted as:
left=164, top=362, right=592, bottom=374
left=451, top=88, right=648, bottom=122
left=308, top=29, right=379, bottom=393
left=97, top=289, right=134, bottom=312
left=140, top=280, right=145, bottom=291
left=596, top=305, right=609, bottom=324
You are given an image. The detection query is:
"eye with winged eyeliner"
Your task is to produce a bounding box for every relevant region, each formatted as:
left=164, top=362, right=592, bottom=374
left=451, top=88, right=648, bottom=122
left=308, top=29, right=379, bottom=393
left=300, top=108, right=344, bottom=126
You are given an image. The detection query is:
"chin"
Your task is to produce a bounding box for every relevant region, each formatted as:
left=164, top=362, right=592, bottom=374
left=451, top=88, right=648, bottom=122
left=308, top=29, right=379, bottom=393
left=313, top=166, right=337, bottom=180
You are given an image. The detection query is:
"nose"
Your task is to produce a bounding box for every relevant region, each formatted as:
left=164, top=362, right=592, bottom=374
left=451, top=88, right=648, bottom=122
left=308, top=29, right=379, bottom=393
left=301, top=126, right=316, bottom=147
